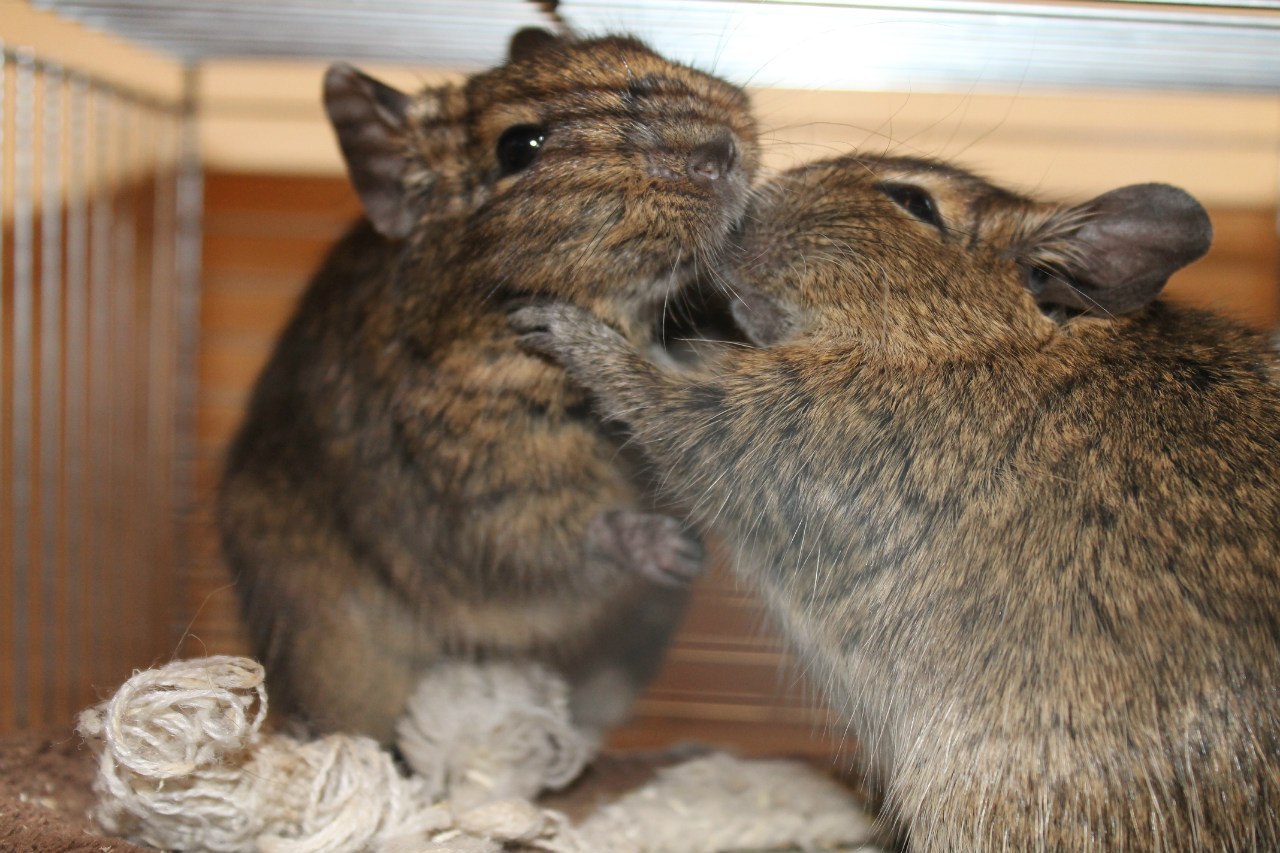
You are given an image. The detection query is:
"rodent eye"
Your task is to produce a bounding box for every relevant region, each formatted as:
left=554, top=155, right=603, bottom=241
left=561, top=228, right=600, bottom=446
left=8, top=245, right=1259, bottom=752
left=496, top=124, right=547, bottom=176
left=1025, top=265, right=1052, bottom=293
left=877, top=182, right=944, bottom=232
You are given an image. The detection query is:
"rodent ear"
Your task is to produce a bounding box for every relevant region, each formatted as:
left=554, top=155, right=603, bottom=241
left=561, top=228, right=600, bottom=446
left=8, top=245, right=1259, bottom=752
left=324, top=63, right=417, bottom=240
left=508, top=28, right=562, bottom=63
left=1033, top=183, right=1212, bottom=316
left=729, top=289, right=801, bottom=346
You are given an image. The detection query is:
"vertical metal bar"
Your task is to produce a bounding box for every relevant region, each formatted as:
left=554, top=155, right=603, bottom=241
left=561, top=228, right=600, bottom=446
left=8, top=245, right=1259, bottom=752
left=10, top=49, right=35, bottom=730
left=0, top=42, right=9, bottom=733
left=64, top=73, right=89, bottom=710
left=171, top=64, right=202, bottom=652
left=87, top=86, right=112, bottom=695
left=39, top=63, right=64, bottom=721
left=112, top=96, right=137, bottom=680
left=146, top=98, right=172, bottom=655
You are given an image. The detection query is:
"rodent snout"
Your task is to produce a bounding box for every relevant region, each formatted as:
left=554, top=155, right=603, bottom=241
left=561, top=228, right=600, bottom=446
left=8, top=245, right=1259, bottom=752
left=688, top=131, right=737, bottom=186
left=645, top=130, right=740, bottom=191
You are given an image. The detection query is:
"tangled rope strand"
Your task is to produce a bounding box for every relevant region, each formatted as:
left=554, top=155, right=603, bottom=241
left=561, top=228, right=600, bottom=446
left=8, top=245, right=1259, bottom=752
left=77, top=656, right=576, bottom=853
left=78, top=656, right=882, bottom=853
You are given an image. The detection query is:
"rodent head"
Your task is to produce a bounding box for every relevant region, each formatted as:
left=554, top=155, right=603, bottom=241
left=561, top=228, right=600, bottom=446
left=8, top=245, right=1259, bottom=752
left=324, top=28, right=759, bottom=329
left=727, top=155, right=1211, bottom=356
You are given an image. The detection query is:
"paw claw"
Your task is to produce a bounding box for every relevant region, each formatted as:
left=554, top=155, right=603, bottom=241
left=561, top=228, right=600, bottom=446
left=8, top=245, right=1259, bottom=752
left=508, top=303, right=555, bottom=334
left=515, top=331, right=558, bottom=360
left=508, top=303, right=628, bottom=372
left=589, top=511, right=707, bottom=589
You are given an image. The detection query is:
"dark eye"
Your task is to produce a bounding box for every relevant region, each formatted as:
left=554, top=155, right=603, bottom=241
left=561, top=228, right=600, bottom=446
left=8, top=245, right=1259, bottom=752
left=877, top=182, right=943, bottom=231
left=1024, top=264, right=1052, bottom=294
left=496, top=124, right=546, bottom=176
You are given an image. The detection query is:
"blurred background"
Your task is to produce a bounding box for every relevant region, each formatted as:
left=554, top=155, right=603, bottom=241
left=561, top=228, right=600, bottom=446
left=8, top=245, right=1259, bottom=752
left=2, top=0, right=1277, bottom=756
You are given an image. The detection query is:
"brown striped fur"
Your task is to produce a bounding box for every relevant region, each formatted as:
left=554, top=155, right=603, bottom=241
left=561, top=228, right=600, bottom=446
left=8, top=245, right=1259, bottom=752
left=218, top=30, right=758, bottom=743
left=514, top=154, right=1280, bottom=849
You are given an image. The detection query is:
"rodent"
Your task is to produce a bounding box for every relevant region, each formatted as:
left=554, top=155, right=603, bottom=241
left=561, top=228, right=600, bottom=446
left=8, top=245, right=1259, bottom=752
left=217, top=28, right=759, bottom=744
left=512, top=154, right=1280, bottom=849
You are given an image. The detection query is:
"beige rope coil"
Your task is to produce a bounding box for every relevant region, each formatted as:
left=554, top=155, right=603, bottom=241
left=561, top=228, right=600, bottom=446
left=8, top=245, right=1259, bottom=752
left=78, top=656, right=882, bottom=853
left=396, top=660, right=596, bottom=810
left=76, top=656, right=576, bottom=852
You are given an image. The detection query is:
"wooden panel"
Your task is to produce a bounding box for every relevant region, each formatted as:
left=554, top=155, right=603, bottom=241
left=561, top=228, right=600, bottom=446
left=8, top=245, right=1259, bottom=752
left=752, top=88, right=1280, bottom=210
left=195, top=57, right=1280, bottom=212
left=197, top=335, right=273, bottom=399
left=184, top=170, right=1279, bottom=757
left=200, top=288, right=308, bottom=335
left=179, top=172, right=361, bottom=663
left=198, top=62, right=462, bottom=177
left=1165, top=208, right=1280, bottom=328
left=0, top=2, right=182, bottom=103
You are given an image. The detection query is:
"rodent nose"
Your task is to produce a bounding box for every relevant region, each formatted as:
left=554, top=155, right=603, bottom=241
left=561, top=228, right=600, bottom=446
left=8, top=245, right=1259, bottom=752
left=687, top=131, right=737, bottom=187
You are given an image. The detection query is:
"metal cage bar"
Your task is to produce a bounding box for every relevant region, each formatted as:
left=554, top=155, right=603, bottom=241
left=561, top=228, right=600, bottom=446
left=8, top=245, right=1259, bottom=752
left=10, top=48, right=36, bottom=730
left=30, top=0, right=1280, bottom=91
left=0, top=46, right=196, bottom=731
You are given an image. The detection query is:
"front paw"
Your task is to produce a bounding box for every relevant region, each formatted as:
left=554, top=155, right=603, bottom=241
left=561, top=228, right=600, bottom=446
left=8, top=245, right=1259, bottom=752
left=509, top=303, right=627, bottom=376
left=588, top=510, right=706, bottom=588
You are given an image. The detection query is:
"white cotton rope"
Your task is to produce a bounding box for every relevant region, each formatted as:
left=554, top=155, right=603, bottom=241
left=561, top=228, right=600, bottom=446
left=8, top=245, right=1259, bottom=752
left=570, top=753, right=881, bottom=853
left=76, top=656, right=579, bottom=852
left=396, top=660, right=596, bottom=810
left=78, top=656, right=883, bottom=853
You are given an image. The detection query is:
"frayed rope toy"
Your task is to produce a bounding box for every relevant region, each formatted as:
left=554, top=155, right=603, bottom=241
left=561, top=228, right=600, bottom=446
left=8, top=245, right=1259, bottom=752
left=77, top=656, right=879, bottom=852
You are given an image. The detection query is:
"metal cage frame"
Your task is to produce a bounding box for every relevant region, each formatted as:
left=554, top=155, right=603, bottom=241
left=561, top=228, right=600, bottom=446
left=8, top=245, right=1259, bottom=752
left=0, top=44, right=201, bottom=731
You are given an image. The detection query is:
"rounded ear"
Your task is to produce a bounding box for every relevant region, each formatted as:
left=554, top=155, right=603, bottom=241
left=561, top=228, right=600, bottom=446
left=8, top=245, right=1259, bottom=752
left=508, top=27, right=562, bottom=63
left=1031, top=183, right=1212, bottom=316
left=324, top=63, right=416, bottom=240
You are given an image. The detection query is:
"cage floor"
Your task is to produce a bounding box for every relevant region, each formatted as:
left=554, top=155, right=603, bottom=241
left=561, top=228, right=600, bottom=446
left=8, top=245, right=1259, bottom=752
left=0, top=728, right=150, bottom=852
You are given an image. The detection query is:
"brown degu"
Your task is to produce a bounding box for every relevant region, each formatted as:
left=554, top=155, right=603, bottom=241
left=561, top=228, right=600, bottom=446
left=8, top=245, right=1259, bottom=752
left=218, top=28, right=758, bottom=744
left=513, top=155, right=1280, bottom=850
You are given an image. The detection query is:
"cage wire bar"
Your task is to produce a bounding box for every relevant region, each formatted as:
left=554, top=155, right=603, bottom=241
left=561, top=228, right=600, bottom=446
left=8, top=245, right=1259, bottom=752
left=0, top=44, right=200, bottom=732
left=33, top=0, right=1280, bottom=92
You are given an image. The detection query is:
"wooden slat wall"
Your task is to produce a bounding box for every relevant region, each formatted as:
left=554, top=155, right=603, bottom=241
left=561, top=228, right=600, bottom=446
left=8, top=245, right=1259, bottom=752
left=183, top=170, right=1278, bottom=757
left=181, top=174, right=360, bottom=661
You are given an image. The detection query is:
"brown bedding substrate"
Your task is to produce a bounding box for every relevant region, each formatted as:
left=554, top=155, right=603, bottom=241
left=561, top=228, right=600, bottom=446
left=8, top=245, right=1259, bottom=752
left=0, top=729, right=148, bottom=853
